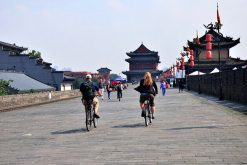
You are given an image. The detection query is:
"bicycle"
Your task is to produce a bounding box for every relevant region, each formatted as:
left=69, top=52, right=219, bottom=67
left=142, top=97, right=153, bottom=127
left=84, top=99, right=97, bottom=131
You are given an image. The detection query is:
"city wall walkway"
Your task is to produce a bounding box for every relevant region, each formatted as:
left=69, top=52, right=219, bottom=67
left=1, top=84, right=247, bottom=164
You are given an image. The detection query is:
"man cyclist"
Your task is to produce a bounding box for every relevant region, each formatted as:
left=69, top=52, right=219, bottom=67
left=80, top=74, right=101, bottom=118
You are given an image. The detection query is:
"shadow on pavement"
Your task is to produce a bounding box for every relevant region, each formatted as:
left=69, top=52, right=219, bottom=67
left=166, top=125, right=217, bottom=131
left=51, top=128, right=87, bottom=135
left=112, top=123, right=144, bottom=128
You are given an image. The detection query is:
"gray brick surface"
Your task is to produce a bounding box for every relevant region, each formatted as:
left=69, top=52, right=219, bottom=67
left=0, top=85, right=247, bottom=164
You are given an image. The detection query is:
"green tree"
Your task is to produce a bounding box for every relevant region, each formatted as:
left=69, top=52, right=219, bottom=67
left=0, top=80, right=11, bottom=96
left=73, top=77, right=99, bottom=89
left=28, top=50, right=41, bottom=59
left=72, top=78, right=83, bottom=89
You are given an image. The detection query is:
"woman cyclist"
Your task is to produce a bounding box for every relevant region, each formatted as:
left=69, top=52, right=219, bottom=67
left=138, top=72, right=158, bottom=119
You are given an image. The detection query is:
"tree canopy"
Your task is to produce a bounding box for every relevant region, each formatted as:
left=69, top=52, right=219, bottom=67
left=28, top=50, right=41, bottom=59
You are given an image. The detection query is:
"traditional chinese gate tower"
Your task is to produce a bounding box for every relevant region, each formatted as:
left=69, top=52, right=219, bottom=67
left=185, top=5, right=246, bottom=74
left=97, top=67, right=111, bottom=82
left=186, top=25, right=242, bottom=74
left=122, top=43, right=162, bottom=82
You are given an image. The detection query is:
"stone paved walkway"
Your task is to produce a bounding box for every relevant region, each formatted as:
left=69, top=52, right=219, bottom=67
left=1, top=84, right=247, bottom=165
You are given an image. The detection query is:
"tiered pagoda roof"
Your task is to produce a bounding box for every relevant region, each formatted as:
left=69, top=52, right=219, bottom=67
left=126, top=43, right=160, bottom=63
left=183, top=18, right=247, bottom=74
left=187, top=28, right=240, bottom=50
left=127, top=44, right=158, bottom=57
left=123, top=43, right=162, bottom=82
left=97, top=67, right=112, bottom=72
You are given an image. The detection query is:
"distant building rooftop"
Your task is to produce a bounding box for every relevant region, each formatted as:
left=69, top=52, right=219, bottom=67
left=0, top=71, right=55, bottom=93
left=0, top=41, right=28, bottom=52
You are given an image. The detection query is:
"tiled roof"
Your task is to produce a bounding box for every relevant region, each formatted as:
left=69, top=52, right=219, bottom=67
left=0, top=41, right=27, bottom=51
left=133, top=44, right=153, bottom=53
left=0, top=71, right=55, bottom=92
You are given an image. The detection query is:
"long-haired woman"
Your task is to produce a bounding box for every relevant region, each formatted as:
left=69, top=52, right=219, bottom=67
left=138, top=72, right=158, bottom=119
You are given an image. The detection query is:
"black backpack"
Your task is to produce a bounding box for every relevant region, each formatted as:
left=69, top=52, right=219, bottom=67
left=80, top=81, right=96, bottom=100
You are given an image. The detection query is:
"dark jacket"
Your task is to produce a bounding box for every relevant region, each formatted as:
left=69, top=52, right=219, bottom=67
left=137, top=79, right=158, bottom=95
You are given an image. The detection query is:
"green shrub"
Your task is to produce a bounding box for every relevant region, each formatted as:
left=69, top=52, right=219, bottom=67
left=0, top=80, right=11, bottom=96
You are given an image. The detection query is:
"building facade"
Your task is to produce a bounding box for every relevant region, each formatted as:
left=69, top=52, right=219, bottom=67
left=97, top=67, right=111, bottom=82
left=122, top=44, right=162, bottom=82
left=0, top=41, right=73, bottom=91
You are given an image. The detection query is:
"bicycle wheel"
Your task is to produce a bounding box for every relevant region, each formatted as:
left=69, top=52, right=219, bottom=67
left=85, top=106, right=93, bottom=131
left=148, top=108, right=152, bottom=124
left=144, top=104, right=149, bottom=126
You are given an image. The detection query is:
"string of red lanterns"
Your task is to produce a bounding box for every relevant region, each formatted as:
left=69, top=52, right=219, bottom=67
left=206, top=34, right=213, bottom=59
left=183, top=33, right=212, bottom=68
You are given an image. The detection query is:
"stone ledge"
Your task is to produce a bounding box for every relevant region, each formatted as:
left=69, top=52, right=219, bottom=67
left=0, top=90, right=81, bottom=112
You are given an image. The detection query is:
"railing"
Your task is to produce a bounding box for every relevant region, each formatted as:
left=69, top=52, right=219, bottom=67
left=187, top=68, right=247, bottom=104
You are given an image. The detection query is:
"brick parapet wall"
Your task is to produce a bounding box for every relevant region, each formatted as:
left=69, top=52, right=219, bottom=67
left=187, top=68, right=247, bottom=104
left=0, top=90, right=81, bottom=112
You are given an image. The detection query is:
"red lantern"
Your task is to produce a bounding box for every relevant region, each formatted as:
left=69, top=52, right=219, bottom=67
left=206, top=34, right=212, bottom=42
left=206, top=43, right=212, bottom=50
left=206, top=51, right=212, bottom=59
left=181, top=57, right=185, bottom=70
left=206, top=34, right=212, bottom=60
left=190, top=49, right=194, bottom=55
left=190, top=60, right=194, bottom=67
left=190, top=55, right=194, bottom=61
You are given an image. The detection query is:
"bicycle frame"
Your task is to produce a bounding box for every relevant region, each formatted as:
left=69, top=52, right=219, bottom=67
left=84, top=99, right=97, bottom=131
left=143, top=99, right=152, bottom=126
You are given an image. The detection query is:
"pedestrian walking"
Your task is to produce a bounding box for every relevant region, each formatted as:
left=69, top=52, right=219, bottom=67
left=116, top=83, right=123, bottom=99
left=106, top=82, right=112, bottom=100
left=160, top=80, right=166, bottom=96
left=99, top=78, right=104, bottom=100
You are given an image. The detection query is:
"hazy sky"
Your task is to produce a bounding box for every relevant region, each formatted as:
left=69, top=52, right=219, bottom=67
left=1, top=0, right=247, bottom=75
